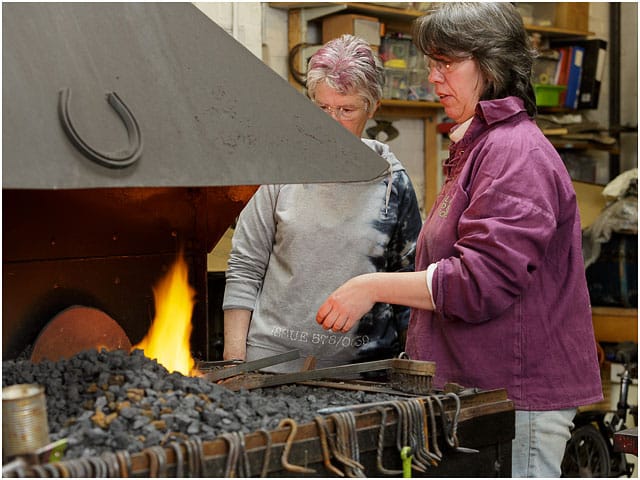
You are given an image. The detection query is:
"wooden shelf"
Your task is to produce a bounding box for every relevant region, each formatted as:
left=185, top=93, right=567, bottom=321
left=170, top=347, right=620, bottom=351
left=274, top=1, right=596, bottom=212
left=549, top=139, right=620, bottom=155
left=271, top=2, right=594, bottom=36
left=592, top=307, right=638, bottom=344
left=270, top=2, right=426, bottom=22
left=524, top=24, right=594, bottom=38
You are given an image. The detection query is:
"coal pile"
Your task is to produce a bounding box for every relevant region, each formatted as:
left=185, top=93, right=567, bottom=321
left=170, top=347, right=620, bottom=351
left=2, top=349, right=397, bottom=460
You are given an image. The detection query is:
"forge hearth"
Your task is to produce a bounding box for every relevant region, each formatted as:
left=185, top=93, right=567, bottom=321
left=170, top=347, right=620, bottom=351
left=3, top=187, right=254, bottom=361
left=3, top=349, right=515, bottom=478
left=2, top=349, right=400, bottom=460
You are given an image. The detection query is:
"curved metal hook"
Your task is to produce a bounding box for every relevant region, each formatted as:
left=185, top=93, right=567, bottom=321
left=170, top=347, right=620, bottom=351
left=374, top=407, right=402, bottom=476
left=424, top=397, right=442, bottom=461
left=192, top=436, right=206, bottom=476
left=220, top=432, right=240, bottom=477
left=443, top=392, right=479, bottom=454
left=58, top=87, right=143, bottom=169
left=100, top=451, right=120, bottom=477
left=168, top=442, right=185, bottom=478
left=43, top=462, right=62, bottom=478
left=145, top=445, right=168, bottom=477
left=239, top=432, right=252, bottom=478
left=54, top=460, right=71, bottom=478
left=314, top=416, right=345, bottom=477
left=326, top=413, right=366, bottom=475
left=87, top=456, right=107, bottom=477
left=183, top=438, right=197, bottom=477
left=278, top=418, right=316, bottom=474
left=30, top=464, right=48, bottom=478
left=257, top=429, right=273, bottom=478
left=115, top=449, right=132, bottom=478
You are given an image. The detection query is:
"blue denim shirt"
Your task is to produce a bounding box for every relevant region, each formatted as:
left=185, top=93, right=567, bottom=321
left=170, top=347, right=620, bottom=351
left=407, top=97, right=603, bottom=410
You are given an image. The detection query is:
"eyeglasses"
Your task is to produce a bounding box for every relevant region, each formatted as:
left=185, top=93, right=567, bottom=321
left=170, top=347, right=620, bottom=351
left=425, top=56, right=472, bottom=76
left=313, top=102, right=367, bottom=120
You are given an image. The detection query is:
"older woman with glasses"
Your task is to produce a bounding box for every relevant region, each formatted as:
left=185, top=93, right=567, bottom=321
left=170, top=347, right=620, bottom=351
left=316, top=4, right=602, bottom=477
left=222, top=34, right=422, bottom=373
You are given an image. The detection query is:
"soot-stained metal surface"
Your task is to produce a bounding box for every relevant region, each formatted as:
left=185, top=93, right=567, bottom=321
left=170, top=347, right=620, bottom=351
left=2, top=187, right=249, bottom=361
left=3, top=2, right=388, bottom=189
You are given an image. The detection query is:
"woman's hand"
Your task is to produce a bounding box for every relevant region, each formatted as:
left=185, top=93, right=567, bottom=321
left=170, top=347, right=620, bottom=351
left=316, top=274, right=376, bottom=333
left=316, top=271, right=435, bottom=333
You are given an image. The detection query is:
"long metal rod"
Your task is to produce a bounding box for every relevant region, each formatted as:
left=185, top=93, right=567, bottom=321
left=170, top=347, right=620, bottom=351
left=230, top=359, right=396, bottom=390
left=204, top=350, right=301, bottom=382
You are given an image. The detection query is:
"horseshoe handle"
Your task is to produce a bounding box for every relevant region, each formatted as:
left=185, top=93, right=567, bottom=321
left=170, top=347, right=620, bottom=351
left=58, top=87, right=143, bottom=169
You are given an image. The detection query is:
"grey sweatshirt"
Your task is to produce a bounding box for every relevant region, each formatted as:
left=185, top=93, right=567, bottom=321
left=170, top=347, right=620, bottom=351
left=222, top=139, right=422, bottom=372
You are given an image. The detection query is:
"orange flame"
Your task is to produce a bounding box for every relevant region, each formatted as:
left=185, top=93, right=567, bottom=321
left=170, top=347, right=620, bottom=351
left=133, top=254, right=196, bottom=376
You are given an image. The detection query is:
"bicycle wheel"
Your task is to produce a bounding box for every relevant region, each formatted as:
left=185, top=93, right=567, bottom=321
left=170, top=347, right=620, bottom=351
left=561, top=424, right=611, bottom=477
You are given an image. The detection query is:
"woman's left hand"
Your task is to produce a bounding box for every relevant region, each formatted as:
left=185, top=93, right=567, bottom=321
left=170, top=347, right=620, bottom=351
left=316, top=274, right=376, bottom=333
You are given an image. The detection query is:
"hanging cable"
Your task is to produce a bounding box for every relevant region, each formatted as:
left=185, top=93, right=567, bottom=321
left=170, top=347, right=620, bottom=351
left=288, top=42, right=320, bottom=87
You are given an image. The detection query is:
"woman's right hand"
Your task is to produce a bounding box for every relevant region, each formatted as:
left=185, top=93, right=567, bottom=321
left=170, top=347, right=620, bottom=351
left=316, top=274, right=376, bottom=333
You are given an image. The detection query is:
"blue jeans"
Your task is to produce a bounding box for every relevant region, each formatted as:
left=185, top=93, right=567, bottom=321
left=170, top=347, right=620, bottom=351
left=512, top=409, right=576, bottom=477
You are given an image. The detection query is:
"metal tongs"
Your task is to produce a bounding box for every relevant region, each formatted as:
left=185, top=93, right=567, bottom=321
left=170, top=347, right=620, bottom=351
left=200, top=349, right=301, bottom=382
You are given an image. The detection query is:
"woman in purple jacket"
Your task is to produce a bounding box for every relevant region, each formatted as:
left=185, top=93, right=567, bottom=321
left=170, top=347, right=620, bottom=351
left=316, top=3, right=602, bottom=477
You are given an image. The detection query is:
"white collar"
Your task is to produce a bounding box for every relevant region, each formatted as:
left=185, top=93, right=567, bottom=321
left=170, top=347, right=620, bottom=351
left=449, top=117, right=474, bottom=143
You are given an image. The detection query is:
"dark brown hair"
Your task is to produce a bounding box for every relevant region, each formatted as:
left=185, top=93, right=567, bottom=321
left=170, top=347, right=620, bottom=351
left=413, top=2, right=537, bottom=117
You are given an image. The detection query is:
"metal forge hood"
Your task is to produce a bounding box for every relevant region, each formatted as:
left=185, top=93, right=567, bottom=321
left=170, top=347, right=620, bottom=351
left=2, top=2, right=388, bottom=189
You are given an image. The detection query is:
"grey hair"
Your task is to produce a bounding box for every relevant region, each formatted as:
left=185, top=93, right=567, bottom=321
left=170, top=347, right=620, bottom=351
left=413, top=2, right=537, bottom=117
left=306, top=34, right=384, bottom=113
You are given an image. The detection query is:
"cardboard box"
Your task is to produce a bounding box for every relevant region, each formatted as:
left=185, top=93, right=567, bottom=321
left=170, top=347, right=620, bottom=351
left=555, top=3, right=589, bottom=32
left=517, top=2, right=556, bottom=27
left=517, top=2, right=589, bottom=31
left=322, top=14, right=381, bottom=46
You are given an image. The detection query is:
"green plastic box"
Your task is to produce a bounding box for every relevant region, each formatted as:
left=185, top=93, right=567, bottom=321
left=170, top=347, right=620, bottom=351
left=534, top=84, right=567, bottom=107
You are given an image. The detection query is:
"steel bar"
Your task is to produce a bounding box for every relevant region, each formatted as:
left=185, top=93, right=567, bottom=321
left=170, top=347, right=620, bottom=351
left=204, top=349, right=301, bottom=382
left=223, top=359, right=397, bottom=390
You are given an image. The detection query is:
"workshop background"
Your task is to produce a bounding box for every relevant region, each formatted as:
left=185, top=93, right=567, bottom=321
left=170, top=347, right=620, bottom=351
left=2, top=2, right=637, bottom=476
left=199, top=1, right=638, bottom=465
